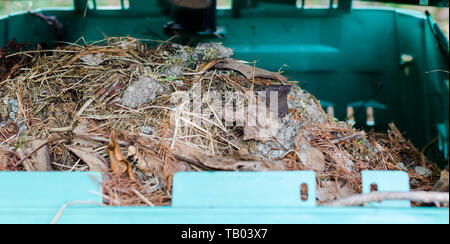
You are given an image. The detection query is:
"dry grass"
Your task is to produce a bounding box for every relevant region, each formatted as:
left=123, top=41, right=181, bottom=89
left=0, top=37, right=443, bottom=206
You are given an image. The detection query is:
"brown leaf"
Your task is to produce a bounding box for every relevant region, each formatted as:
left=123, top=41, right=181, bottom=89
left=317, top=181, right=356, bottom=202
left=232, top=147, right=262, bottom=161
left=317, top=181, right=339, bottom=202
left=73, top=119, right=101, bottom=148
left=193, top=154, right=287, bottom=171
left=297, top=142, right=326, bottom=172
left=432, top=166, right=449, bottom=192
left=264, top=85, right=292, bottom=118
left=128, top=145, right=164, bottom=176
left=127, top=163, right=137, bottom=182
left=213, top=58, right=289, bottom=83
left=171, top=142, right=286, bottom=171
left=0, top=122, right=18, bottom=142
left=198, top=59, right=221, bottom=73
left=338, top=183, right=357, bottom=198
left=0, top=147, right=18, bottom=171
left=107, top=133, right=136, bottom=181
left=22, top=140, right=52, bottom=171
left=0, top=158, right=6, bottom=171
left=66, top=145, right=109, bottom=173
left=243, top=103, right=280, bottom=143
left=219, top=98, right=279, bottom=143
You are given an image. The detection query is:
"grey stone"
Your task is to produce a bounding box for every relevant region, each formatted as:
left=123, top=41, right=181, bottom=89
left=193, top=42, right=234, bottom=61
left=345, top=160, right=355, bottom=171
left=414, top=166, right=432, bottom=177
left=398, top=162, right=408, bottom=171
left=166, top=64, right=184, bottom=76
left=142, top=126, right=153, bottom=135
left=121, top=76, right=162, bottom=108
left=174, top=80, right=185, bottom=87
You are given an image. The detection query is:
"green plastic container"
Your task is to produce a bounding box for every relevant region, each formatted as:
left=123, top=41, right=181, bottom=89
left=0, top=0, right=449, bottom=224
left=1, top=0, right=448, bottom=164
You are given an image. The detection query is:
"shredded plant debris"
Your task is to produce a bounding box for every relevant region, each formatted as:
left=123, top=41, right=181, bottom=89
left=0, top=37, right=445, bottom=206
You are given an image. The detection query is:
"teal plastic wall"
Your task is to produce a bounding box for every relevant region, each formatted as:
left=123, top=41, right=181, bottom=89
left=0, top=171, right=448, bottom=224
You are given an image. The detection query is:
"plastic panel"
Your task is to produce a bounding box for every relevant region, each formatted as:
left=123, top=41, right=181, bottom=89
left=2, top=207, right=448, bottom=224
left=0, top=172, right=102, bottom=208
left=0, top=172, right=448, bottom=224
left=172, top=171, right=316, bottom=208
left=362, top=171, right=411, bottom=208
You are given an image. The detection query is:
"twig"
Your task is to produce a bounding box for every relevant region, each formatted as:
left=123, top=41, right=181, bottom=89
left=50, top=98, right=96, bottom=133
left=15, top=137, right=69, bottom=167
left=51, top=201, right=104, bottom=224
left=14, top=134, right=116, bottom=168
left=421, top=136, right=439, bottom=154
left=173, top=154, right=219, bottom=171
left=0, top=134, right=17, bottom=146
left=5, top=49, right=78, bottom=58
left=323, top=191, right=449, bottom=207
left=132, top=188, right=155, bottom=207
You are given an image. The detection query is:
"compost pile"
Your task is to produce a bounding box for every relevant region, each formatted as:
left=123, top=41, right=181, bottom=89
left=0, top=37, right=445, bottom=206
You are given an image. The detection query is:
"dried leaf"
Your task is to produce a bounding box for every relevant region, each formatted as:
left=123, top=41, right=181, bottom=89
left=432, top=166, right=449, bottom=192
left=219, top=98, right=279, bottom=143
left=232, top=147, right=262, bottom=161
left=316, top=181, right=355, bottom=202
left=193, top=154, right=287, bottom=171
left=127, top=145, right=164, bottom=176
left=338, top=183, right=357, bottom=198
left=317, top=181, right=339, bottom=202
left=175, top=160, right=193, bottom=172
left=213, top=58, right=289, bottom=83
left=0, top=157, right=6, bottom=171
left=107, top=133, right=135, bottom=181
left=198, top=59, right=221, bottom=73
left=0, top=147, right=18, bottom=171
left=297, top=142, right=326, bottom=172
left=66, top=145, right=109, bottom=173
left=80, top=53, right=104, bottom=65
left=0, top=122, right=18, bottom=142
left=171, top=142, right=286, bottom=171
left=73, top=119, right=101, bottom=148
left=243, top=103, right=280, bottom=143
left=127, top=163, right=137, bottom=182
left=22, top=140, right=52, bottom=171
left=264, top=85, right=292, bottom=118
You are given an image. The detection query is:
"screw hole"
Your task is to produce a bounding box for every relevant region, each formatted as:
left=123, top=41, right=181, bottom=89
left=370, top=183, right=378, bottom=192
left=301, top=183, right=309, bottom=201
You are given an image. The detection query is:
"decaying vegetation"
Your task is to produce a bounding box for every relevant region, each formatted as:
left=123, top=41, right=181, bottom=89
left=0, top=37, right=447, bottom=206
